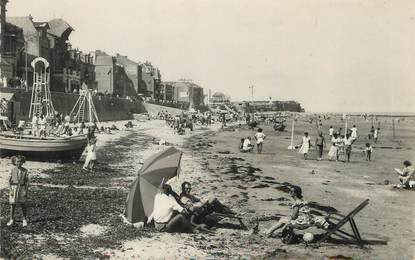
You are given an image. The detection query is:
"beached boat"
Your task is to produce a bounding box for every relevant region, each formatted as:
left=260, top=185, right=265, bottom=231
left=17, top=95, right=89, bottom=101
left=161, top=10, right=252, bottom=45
left=0, top=57, right=89, bottom=161
left=0, top=133, right=88, bottom=160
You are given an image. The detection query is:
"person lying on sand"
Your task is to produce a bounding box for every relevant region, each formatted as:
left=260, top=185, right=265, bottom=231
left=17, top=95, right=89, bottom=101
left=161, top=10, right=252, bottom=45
left=147, top=184, right=193, bottom=233
left=394, top=160, right=415, bottom=189
left=179, top=182, right=235, bottom=230
left=266, top=186, right=330, bottom=237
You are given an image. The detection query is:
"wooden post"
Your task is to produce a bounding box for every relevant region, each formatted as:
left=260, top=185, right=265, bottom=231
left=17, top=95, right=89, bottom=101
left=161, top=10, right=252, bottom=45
left=392, top=119, right=395, bottom=139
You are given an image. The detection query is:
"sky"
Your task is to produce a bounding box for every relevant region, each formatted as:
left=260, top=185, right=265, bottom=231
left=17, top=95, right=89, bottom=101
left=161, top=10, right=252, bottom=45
left=7, top=0, right=415, bottom=113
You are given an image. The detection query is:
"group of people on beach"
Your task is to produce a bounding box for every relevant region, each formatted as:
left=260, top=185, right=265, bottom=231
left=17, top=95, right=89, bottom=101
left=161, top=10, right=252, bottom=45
left=147, top=182, right=235, bottom=233
left=296, top=124, right=376, bottom=163
left=239, top=128, right=266, bottom=154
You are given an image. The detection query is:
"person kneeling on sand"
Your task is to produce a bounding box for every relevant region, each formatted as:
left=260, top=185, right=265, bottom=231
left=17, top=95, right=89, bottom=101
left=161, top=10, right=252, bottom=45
left=241, top=137, right=254, bottom=153
left=394, top=160, right=415, bottom=189
left=147, top=184, right=193, bottom=233
left=266, top=186, right=330, bottom=238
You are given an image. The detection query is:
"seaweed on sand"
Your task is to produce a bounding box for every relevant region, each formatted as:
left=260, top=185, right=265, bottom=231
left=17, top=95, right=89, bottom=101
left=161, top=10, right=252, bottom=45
left=0, top=131, right=154, bottom=258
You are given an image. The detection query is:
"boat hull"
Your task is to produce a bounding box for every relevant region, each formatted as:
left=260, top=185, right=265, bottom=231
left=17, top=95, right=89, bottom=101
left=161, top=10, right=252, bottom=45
left=0, top=134, right=88, bottom=161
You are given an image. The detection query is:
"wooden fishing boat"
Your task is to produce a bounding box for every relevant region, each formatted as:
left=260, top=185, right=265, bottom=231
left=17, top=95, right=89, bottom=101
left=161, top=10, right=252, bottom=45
left=0, top=57, right=90, bottom=161
left=0, top=133, right=88, bottom=160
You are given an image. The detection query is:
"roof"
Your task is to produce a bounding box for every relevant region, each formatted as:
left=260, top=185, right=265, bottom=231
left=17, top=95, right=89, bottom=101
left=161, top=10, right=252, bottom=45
left=0, top=92, right=15, bottom=101
left=7, top=16, right=37, bottom=36
left=47, top=18, right=73, bottom=38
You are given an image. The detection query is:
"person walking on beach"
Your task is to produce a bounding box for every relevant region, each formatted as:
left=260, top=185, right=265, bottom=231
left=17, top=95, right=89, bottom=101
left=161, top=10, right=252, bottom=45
left=254, top=128, right=266, bottom=154
left=365, top=143, right=373, bottom=161
left=369, top=126, right=375, bottom=140
left=374, top=128, right=380, bottom=143
left=328, top=133, right=340, bottom=161
left=350, top=125, right=358, bottom=140
left=343, top=133, right=354, bottom=162
left=328, top=126, right=334, bottom=138
left=7, top=155, right=29, bottom=227
left=298, top=132, right=312, bottom=160
left=83, top=138, right=97, bottom=171
left=315, top=131, right=326, bottom=161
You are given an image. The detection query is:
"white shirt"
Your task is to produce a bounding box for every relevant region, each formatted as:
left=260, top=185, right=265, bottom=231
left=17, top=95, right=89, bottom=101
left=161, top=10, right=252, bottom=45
left=254, top=132, right=266, bottom=144
left=32, top=116, right=38, bottom=126
left=147, top=193, right=183, bottom=224
left=243, top=139, right=252, bottom=150
left=344, top=137, right=353, bottom=146
left=329, top=128, right=334, bottom=136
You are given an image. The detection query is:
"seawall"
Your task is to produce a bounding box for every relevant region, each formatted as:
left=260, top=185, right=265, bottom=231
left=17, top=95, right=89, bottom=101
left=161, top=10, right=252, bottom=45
left=1, top=88, right=146, bottom=122
left=143, top=103, right=184, bottom=115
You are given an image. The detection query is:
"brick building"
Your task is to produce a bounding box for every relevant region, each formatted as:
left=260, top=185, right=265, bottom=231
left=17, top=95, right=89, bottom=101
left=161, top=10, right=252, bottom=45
left=6, top=16, right=51, bottom=87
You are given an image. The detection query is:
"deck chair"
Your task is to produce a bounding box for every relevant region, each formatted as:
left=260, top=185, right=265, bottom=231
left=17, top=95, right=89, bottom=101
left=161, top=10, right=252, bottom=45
left=315, top=199, right=369, bottom=247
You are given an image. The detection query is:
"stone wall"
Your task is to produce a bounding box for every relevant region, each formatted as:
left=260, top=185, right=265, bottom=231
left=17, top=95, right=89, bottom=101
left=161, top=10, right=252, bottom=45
left=0, top=88, right=146, bottom=122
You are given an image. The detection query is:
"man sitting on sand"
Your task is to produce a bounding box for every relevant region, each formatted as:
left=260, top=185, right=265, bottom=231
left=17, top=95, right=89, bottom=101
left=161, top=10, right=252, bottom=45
left=394, top=160, right=415, bottom=189
left=179, top=182, right=235, bottom=230
left=147, top=184, right=193, bottom=233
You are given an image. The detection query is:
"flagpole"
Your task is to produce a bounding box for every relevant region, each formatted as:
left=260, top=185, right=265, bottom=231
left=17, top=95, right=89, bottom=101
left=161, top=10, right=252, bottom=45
left=344, top=114, right=348, bottom=136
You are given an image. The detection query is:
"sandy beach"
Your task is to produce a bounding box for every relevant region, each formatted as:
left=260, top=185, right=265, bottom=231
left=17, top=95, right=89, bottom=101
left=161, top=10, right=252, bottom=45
left=1, top=116, right=414, bottom=259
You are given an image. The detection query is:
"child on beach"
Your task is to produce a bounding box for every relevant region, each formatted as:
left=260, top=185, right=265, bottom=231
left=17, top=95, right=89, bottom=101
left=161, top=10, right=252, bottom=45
left=254, top=128, right=266, bottom=154
left=298, top=132, right=312, bottom=160
left=7, top=155, right=29, bottom=227
left=365, top=143, right=373, bottom=161
left=83, top=138, right=97, bottom=171
left=241, top=137, right=254, bottom=153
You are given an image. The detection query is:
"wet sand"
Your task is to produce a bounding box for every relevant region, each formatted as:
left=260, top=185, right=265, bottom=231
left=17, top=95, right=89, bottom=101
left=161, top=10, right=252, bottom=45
left=1, top=117, right=414, bottom=259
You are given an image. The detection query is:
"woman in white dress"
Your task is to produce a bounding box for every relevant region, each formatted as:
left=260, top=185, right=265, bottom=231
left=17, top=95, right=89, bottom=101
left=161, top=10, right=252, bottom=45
left=328, top=133, right=339, bottom=161
left=350, top=125, right=358, bottom=140
left=298, top=132, right=312, bottom=160
left=83, top=138, right=97, bottom=171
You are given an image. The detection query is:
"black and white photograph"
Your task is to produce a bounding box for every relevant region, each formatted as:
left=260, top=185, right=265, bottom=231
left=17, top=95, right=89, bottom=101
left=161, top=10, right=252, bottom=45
left=0, top=0, right=414, bottom=259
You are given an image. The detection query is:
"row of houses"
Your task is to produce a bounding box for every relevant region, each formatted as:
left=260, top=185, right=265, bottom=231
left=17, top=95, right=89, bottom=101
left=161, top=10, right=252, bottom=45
left=0, top=1, right=205, bottom=107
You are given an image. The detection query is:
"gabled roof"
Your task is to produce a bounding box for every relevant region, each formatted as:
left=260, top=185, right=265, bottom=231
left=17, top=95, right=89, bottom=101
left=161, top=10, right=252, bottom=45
left=47, top=18, right=74, bottom=38
left=7, top=16, right=37, bottom=36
